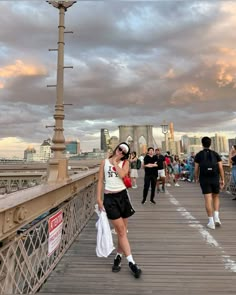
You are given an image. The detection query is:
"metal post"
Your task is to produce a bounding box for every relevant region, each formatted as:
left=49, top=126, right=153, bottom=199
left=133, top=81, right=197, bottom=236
left=161, top=121, right=169, bottom=153
left=46, top=1, right=76, bottom=183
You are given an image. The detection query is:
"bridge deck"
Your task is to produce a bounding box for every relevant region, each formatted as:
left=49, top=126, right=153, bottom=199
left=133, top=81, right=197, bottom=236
left=39, top=172, right=236, bottom=295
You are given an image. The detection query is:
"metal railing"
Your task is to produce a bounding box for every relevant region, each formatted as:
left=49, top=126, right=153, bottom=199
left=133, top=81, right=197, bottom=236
left=0, top=176, right=43, bottom=194
left=0, top=169, right=99, bottom=294
left=0, top=165, right=235, bottom=294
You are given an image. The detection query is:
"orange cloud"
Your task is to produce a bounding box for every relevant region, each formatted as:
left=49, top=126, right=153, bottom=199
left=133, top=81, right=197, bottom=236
left=219, top=47, right=236, bottom=56
left=162, top=68, right=175, bottom=79
left=216, top=60, right=236, bottom=87
left=170, top=85, right=204, bottom=105
left=0, top=59, right=46, bottom=78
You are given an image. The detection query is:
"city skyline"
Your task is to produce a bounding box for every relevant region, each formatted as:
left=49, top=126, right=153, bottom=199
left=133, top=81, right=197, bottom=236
left=0, top=1, right=236, bottom=157
left=0, top=128, right=233, bottom=159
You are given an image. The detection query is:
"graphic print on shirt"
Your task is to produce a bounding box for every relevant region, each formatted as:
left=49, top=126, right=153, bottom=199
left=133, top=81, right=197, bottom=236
left=107, top=165, right=118, bottom=178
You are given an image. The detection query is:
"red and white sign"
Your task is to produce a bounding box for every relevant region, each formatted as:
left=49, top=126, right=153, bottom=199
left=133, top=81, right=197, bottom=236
left=48, top=210, right=63, bottom=256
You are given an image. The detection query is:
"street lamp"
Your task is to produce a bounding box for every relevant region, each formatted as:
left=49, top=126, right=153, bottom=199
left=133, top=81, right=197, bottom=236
left=46, top=0, right=76, bottom=183
left=160, top=120, right=169, bottom=152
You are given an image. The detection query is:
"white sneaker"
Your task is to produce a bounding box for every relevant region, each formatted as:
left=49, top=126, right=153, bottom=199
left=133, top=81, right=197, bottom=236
left=166, top=183, right=171, bottom=187
left=214, top=218, right=221, bottom=227
left=207, top=222, right=215, bottom=230
left=175, top=183, right=180, bottom=187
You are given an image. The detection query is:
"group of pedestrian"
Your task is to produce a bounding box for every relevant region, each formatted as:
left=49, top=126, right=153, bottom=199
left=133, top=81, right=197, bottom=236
left=96, top=136, right=226, bottom=278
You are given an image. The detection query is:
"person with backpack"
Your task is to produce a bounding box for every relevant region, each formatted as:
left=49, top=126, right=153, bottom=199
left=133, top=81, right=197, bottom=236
left=194, top=136, right=225, bottom=230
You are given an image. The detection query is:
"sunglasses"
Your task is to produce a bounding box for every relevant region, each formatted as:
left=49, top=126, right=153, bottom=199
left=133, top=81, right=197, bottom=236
left=118, top=146, right=126, bottom=155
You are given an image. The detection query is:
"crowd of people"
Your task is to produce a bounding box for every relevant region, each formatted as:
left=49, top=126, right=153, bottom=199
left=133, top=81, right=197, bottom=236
left=97, top=138, right=235, bottom=278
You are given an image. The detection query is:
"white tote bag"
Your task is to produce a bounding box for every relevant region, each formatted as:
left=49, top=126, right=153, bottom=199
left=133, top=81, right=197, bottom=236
left=95, top=204, right=115, bottom=258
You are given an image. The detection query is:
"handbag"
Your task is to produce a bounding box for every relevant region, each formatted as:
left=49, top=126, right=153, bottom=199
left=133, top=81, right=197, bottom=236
left=122, top=161, right=132, bottom=188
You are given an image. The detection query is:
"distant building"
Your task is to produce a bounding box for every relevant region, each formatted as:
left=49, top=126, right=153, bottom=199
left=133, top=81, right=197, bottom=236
left=162, top=122, right=181, bottom=155
left=101, top=128, right=110, bottom=152
left=211, top=134, right=227, bottom=153
left=24, top=145, right=36, bottom=161
left=180, top=135, right=201, bottom=155
left=109, top=136, right=119, bottom=152
left=40, top=139, right=52, bottom=161
left=24, top=139, right=52, bottom=162
left=65, top=140, right=80, bottom=155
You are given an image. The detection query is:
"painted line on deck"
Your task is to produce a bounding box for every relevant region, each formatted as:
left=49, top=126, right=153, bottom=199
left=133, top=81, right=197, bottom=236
left=167, top=191, right=236, bottom=272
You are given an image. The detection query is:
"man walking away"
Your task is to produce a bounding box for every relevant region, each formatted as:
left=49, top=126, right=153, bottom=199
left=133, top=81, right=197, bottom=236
left=194, top=137, right=225, bottom=230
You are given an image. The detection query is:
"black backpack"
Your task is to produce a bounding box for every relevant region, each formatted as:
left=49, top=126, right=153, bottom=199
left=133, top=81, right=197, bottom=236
left=136, top=159, right=142, bottom=170
left=199, top=150, right=219, bottom=177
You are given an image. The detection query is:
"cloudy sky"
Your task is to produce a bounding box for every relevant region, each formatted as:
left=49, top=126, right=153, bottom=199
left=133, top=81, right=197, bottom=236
left=0, top=0, right=236, bottom=157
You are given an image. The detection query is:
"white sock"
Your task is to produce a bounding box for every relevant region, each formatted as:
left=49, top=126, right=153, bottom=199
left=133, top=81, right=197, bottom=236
left=214, top=211, right=219, bottom=219
left=208, top=216, right=214, bottom=224
left=116, top=252, right=122, bottom=258
left=126, top=254, right=135, bottom=264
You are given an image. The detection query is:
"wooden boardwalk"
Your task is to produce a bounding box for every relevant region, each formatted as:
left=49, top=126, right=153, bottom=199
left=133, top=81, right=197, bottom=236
left=39, top=172, right=236, bottom=295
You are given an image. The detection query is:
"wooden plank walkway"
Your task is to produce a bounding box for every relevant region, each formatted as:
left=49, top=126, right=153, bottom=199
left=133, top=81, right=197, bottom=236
left=39, top=171, right=236, bottom=295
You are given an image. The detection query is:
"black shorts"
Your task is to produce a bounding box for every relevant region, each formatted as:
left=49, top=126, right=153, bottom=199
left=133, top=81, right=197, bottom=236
left=103, top=189, right=135, bottom=220
left=199, top=179, right=220, bottom=195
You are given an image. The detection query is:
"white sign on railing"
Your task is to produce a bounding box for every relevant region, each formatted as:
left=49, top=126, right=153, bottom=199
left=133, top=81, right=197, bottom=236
left=48, top=210, right=63, bottom=256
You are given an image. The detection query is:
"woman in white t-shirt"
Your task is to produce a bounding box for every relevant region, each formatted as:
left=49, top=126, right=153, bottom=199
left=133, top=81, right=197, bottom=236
left=97, top=142, right=142, bottom=278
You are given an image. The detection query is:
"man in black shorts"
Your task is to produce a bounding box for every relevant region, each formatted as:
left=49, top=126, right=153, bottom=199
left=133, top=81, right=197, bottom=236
left=194, top=137, right=225, bottom=230
left=155, top=148, right=166, bottom=193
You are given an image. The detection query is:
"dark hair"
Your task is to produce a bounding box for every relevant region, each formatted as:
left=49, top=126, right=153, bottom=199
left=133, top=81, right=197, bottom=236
left=110, top=142, right=130, bottom=160
left=131, top=151, right=137, bottom=158
left=174, top=155, right=180, bottom=161
left=147, top=147, right=154, bottom=152
left=201, top=136, right=211, bottom=148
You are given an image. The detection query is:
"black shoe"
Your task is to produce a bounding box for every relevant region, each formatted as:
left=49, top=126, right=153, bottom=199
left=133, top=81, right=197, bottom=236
left=129, top=262, right=142, bottom=278
left=112, top=255, right=122, bottom=272
left=141, top=199, right=146, bottom=204
left=150, top=200, right=156, bottom=204
left=232, top=197, right=236, bottom=200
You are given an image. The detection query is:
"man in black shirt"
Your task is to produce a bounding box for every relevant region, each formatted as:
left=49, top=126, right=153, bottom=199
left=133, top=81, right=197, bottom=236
left=194, top=136, right=224, bottom=230
left=155, top=148, right=167, bottom=193
left=142, top=147, right=158, bottom=204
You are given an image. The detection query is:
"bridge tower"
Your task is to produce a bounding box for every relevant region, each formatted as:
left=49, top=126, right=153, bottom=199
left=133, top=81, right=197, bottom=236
left=119, top=125, right=153, bottom=155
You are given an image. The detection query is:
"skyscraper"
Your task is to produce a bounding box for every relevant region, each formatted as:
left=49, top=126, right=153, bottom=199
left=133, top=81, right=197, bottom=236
left=101, top=129, right=110, bottom=152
